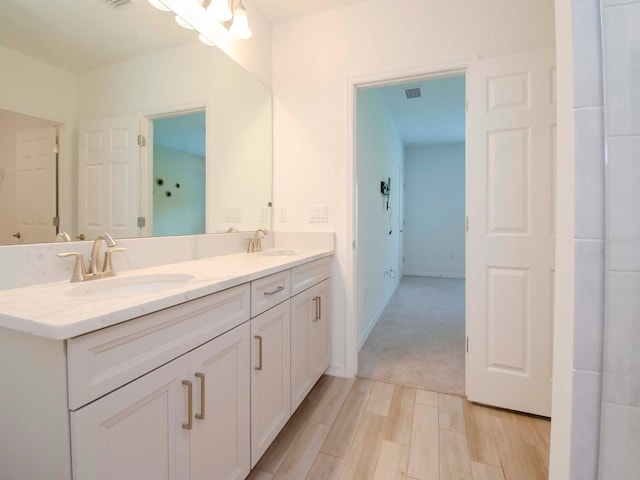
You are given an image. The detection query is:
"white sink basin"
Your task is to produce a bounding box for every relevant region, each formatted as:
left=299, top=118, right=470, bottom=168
left=257, top=249, right=304, bottom=257
left=65, top=273, right=194, bottom=299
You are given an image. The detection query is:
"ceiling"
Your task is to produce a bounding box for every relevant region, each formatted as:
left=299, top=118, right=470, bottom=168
left=253, top=0, right=364, bottom=22
left=375, top=75, right=466, bottom=147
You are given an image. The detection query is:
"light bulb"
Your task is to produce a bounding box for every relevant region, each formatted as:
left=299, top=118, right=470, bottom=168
left=208, top=0, right=232, bottom=22
left=175, top=15, right=194, bottom=30
left=229, top=2, right=252, bottom=39
left=198, top=34, right=216, bottom=47
left=148, top=0, right=170, bottom=11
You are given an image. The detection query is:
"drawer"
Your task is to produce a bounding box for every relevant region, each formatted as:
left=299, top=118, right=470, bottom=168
left=67, top=283, right=250, bottom=410
left=251, top=270, right=291, bottom=317
left=291, top=257, right=332, bottom=296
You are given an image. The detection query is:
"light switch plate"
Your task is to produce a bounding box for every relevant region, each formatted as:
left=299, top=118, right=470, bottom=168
left=224, top=206, right=241, bottom=223
left=308, top=204, right=328, bottom=223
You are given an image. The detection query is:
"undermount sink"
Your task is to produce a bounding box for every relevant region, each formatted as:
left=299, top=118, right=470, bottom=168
left=257, top=249, right=304, bottom=257
left=65, top=273, right=194, bottom=299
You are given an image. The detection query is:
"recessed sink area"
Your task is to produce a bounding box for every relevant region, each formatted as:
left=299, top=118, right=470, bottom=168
left=65, top=273, right=194, bottom=299
left=257, top=249, right=304, bottom=257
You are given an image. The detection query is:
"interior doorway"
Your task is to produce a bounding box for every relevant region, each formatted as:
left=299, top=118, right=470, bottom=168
left=354, top=72, right=467, bottom=395
left=0, top=110, right=61, bottom=245
left=145, top=109, right=206, bottom=236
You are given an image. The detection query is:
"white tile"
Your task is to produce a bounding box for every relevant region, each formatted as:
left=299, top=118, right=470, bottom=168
left=599, top=403, right=640, bottom=478
left=602, top=3, right=640, bottom=135
left=606, top=136, right=640, bottom=271
left=573, top=240, right=605, bottom=371
left=572, top=0, right=604, bottom=107
left=574, top=107, right=605, bottom=239
left=570, top=370, right=602, bottom=480
left=604, top=271, right=640, bottom=406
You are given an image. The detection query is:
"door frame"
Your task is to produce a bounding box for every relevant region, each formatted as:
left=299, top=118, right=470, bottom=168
left=345, top=57, right=474, bottom=380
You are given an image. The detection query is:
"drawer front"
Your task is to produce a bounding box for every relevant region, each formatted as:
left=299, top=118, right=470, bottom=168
left=250, top=270, right=291, bottom=318
left=291, top=257, right=332, bottom=296
left=67, top=284, right=250, bottom=410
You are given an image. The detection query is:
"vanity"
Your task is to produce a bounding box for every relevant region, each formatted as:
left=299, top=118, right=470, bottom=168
left=0, top=248, right=332, bottom=480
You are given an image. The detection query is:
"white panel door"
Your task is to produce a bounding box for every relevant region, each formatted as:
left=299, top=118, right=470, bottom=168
left=251, top=300, right=291, bottom=467
left=78, top=115, right=141, bottom=240
left=71, top=355, right=190, bottom=480
left=190, top=322, right=250, bottom=480
left=15, top=126, right=57, bottom=243
left=467, top=49, right=556, bottom=416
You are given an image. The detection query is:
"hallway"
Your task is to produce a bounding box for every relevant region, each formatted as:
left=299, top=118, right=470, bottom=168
left=358, top=276, right=465, bottom=395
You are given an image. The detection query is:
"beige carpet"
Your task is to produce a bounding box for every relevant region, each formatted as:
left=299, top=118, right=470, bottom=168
left=358, top=276, right=465, bottom=395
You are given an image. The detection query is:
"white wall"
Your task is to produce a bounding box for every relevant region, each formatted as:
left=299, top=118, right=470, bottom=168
left=403, top=143, right=465, bottom=278
left=355, top=88, right=403, bottom=347
left=272, top=0, right=555, bottom=374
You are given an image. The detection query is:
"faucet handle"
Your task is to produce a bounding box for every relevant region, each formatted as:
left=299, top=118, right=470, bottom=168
left=103, top=247, right=126, bottom=274
left=57, top=252, right=87, bottom=282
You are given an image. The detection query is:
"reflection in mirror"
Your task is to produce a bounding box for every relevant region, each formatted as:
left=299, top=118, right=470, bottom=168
left=0, top=0, right=272, bottom=246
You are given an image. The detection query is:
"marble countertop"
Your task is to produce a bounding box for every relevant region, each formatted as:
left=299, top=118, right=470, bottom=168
left=0, top=248, right=332, bottom=340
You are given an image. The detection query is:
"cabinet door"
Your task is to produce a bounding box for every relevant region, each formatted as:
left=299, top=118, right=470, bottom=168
left=250, top=300, right=291, bottom=467
left=291, top=279, right=331, bottom=412
left=189, top=322, right=250, bottom=480
left=71, top=356, right=190, bottom=480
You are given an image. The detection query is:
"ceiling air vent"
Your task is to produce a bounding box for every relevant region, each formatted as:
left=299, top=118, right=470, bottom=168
left=404, top=87, right=422, bottom=99
left=99, top=0, right=134, bottom=9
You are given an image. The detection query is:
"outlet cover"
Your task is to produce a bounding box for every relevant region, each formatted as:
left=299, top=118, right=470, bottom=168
left=279, top=208, right=287, bottom=223
left=308, top=204, right=328, bottom=223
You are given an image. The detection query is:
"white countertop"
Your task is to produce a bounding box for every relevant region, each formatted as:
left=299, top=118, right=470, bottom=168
left=0, top=249, right=332, bottom=340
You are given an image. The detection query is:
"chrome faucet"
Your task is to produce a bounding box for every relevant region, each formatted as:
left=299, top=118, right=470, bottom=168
left=57, top=233, right=125, bottom=282
left=247, top=228, right=269, bottom=253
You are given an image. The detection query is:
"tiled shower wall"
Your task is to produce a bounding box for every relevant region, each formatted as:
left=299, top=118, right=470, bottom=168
left=570, top=0, right=606, bottom=478
left=599, top=0, right=640, bottom=477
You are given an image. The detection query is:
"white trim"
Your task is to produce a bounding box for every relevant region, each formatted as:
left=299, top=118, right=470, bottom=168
left=357, top=283, right=398, bottom=351
left=325, top=363, right=347, bottom=377
left=403, top=272, right=466, bottom=279
left=346, top=57, right=474, bottom=379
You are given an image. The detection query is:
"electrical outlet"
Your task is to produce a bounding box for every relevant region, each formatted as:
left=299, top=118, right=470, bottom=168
left=279, top=207, right=287, bottom=223
left=259, top=207, right=267, bottom=222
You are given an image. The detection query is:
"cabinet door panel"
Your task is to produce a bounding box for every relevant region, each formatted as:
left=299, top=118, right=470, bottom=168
left=71, top=357, right=190, bottom=480
left=251, top=300, right=291, bottom=467
left=190, top=321, right=250, bottom=480
left=290, top=279, right=331, bottom=412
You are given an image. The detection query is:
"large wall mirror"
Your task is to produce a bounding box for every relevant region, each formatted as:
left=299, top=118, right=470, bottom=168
left=0, top=0, right=272, bottom=246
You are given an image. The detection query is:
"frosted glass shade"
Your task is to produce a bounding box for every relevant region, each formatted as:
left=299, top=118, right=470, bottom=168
left=148, top=0, right=170, bottom=11
left=175, top=15, right=194, bottom=30
left=229, top=3, right=252, bottom=39
left=208, top=0, right=233, bottom=22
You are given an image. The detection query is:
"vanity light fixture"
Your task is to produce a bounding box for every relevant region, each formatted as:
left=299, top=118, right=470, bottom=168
left=207, top=0, right=233, bottom=22
left=149, top=0, right=252, bottom=44
left=228, top=0, right=252, bottom=39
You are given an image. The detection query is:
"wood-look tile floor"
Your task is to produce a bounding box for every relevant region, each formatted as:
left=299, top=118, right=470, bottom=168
left=248, top=376, right=550, bottom=480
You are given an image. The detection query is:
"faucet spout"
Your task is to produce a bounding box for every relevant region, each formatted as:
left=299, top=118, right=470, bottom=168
left=89, top=233, right=118, bottom=274
left=248, top=228, right=269, bottom=253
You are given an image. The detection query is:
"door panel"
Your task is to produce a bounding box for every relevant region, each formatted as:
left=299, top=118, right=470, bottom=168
left=15, top=126, right=57, bottom=243
left=78, top=115, right=141, bottom=239
left=467, top=49, right=555, bottom=417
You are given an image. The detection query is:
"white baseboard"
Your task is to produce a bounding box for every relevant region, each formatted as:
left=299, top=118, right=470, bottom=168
left=357, top=283, right=399, bottom=351
left=403, top=271, right=465, bottom=279
left=325, top=363, right=347, bottom=377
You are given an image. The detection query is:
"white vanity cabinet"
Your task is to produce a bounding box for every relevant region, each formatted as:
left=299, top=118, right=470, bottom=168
left=71, top=321, right=251, bottom=480
left=68, top=283, right=252, bottom=480
left=249, top=271, right=291, bottom=467
left=290, top=258, right=332, bottom=413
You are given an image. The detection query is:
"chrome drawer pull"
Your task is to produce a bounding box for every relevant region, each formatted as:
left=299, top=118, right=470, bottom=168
left=312, top=296, right=321, bottom=322
left=264, top=286, right=285, bottom=297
